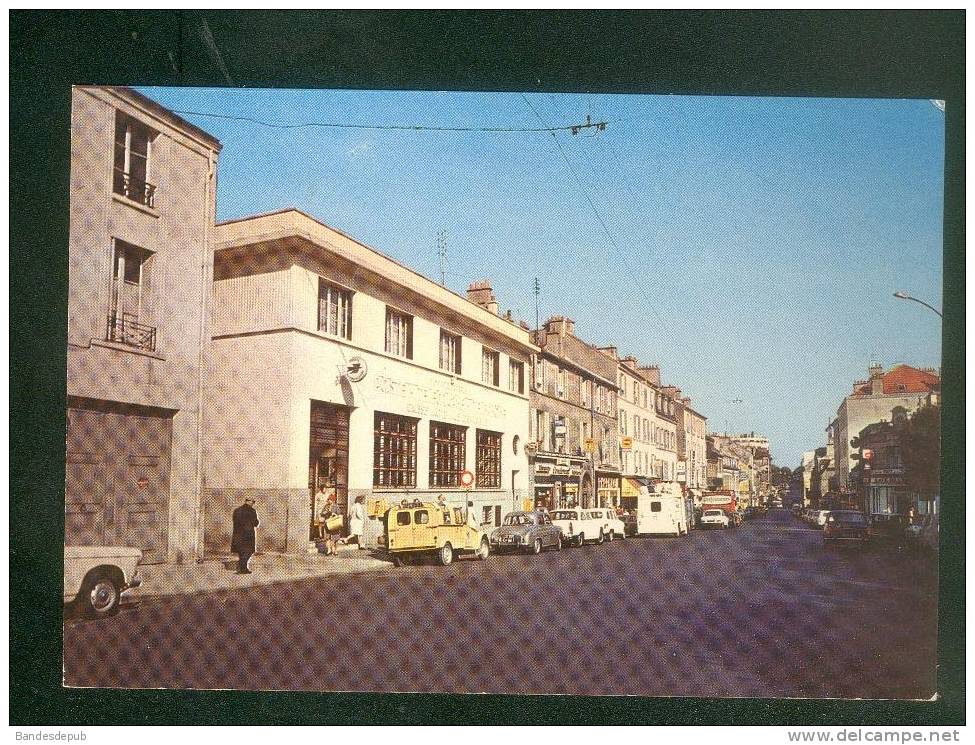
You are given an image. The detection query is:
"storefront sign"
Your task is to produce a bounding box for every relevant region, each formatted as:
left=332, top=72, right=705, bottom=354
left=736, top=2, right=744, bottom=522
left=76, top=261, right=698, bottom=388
left=553, top=465, right=571, bottom=476
left=535, top=463, right=553, bottom=476
left=584, top=438, right=596, bottom=453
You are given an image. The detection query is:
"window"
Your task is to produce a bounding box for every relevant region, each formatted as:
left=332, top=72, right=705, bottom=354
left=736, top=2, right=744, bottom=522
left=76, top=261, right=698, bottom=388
left=651, top=501, right=662, bottom=513
left=633, top=413, right=640, bottom=438
left=509, top=360, right=525, bottom=393
left=557, top=367, right=566, bottom=398
left=318, top=280, right=353, bottom=339
left=619, top=409, right=627, bottom=435
left=108, top=239, right=156, bottom=351
left=582, top=379, right=592, bottom=409
left=482, top=348, right=500, bottom=386
left=476, top=429, right=502, bottom=488
left=533, top=355, right=545, bottom=390
left=113, top=112, right=156, bottom=207
left=373, top=412, right=418, bottom=488
left=429, top=421, right=466, bottom=487
left=439, top=330, right=462, bottom=374
left=384, top=308, right=413, bottom=358
left=396, top=512, right=412, bottom=526
left=482, top=506, right=493, bottom=526
left=416, top=510, right=430, bottom=525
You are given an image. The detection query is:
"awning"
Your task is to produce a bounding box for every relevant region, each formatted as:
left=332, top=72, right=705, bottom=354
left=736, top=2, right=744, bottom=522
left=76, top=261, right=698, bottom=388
left=622, top=476, right=651, bottom=498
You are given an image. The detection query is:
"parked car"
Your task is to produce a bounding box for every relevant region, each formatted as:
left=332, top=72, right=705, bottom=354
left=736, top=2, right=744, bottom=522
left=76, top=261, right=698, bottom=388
left=823, top=510, right=870, bottom=545
left=743, top=506, right=756, bottom=520
left=868, top=513, right=907, bottom=542
left=815, top=510, right=831, bottom=528
left=699, top=509, right=730, bottom=530
left=64, top=546, right=143, bottom=619
left=792, top=504, right=803, bottom=518
left=490, top=510, right=562, bottom=554
left=379, top=500, right=490, bottom=566
left=551, top=508, right=605, bottom=546
left=590, top=507, right=626, bottom=542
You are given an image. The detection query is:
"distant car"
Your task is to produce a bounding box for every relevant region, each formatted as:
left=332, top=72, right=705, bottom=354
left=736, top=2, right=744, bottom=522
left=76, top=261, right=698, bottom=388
left=64, top=546, right=143, bottom=619
left=743, top=506, right=756, bottom=520
left=823, top=510, right=870, bottom=545
left=490, top=511, right=562, bottom=554
left=792, top=504, right=803, bottom=517
left=699, top=509, right=730, bottom=530
left=815, top=510, right=831, bottom=528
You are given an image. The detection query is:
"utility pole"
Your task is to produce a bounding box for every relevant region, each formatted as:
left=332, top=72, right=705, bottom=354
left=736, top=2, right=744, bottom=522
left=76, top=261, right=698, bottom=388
left=437, top=229, right=447, bottom=286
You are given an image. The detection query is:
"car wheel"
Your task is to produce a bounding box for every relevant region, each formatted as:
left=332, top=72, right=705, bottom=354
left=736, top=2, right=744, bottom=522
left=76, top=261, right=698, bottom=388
left=79, top=571, right=121, bottom=619
left=531, top=538, right=542, bottom=555
left=597, top=529, right=605, bottom=545
left=392, top=554, right=404, bottom=567
left=439, top=543, right=454, bottom=566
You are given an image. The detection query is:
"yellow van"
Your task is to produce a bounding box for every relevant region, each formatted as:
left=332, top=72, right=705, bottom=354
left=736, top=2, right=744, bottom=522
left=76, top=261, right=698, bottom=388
left=378, top=499, right=489, bottom=566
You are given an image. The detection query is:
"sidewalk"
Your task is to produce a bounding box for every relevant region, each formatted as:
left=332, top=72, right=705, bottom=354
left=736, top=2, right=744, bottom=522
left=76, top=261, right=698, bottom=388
left=130, top=544, right=392, bottom=599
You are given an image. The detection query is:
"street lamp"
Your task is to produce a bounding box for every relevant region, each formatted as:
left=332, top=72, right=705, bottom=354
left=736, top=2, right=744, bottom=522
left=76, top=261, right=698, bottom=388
left=893, top=291, right=943, bottom=319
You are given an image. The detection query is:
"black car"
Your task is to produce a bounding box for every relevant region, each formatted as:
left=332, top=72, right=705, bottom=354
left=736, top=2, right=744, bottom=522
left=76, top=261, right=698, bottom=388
left=824, top=510, right=870, bottom=545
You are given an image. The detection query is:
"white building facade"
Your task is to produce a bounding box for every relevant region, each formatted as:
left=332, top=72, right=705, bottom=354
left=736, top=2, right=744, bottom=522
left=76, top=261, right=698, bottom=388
left=204, top=210, right=535, bottom=554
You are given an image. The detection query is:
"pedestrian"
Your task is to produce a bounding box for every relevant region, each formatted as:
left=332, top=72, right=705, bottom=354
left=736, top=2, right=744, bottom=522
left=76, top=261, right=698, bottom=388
left=231, top=497, right=260, bottom=574
left=319, top=492, right=340, bottom=556
left=466, top=500, right=480, bottom=531
left=312, top=483, right=330, bottom=540
left=340, top=494, right=366, bottom=549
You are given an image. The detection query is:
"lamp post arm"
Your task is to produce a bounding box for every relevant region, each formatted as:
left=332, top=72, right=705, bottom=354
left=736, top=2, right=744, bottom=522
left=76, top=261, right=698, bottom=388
left=899, top=294, right=944, bottom=319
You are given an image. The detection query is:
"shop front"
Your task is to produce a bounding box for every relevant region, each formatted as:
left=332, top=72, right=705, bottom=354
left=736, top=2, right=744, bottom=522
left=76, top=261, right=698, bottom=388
left=596, top=467, right=622, bottom=508
left=533, top=454, right=589, bottom=510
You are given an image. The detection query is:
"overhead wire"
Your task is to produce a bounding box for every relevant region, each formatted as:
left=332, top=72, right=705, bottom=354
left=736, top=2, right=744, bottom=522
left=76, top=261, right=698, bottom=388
left=519, top=93, right=666, bottom=328
left=171, top=108, right=611, bottom=134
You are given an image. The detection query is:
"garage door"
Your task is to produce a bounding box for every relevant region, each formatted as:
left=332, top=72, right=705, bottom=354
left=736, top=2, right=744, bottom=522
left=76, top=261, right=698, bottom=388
left=65, top=403, right=172, bottom=564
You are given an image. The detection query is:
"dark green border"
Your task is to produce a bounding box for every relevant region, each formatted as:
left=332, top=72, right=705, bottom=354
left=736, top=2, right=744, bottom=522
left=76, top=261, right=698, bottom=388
left=10, top=10, right=964, bottom=726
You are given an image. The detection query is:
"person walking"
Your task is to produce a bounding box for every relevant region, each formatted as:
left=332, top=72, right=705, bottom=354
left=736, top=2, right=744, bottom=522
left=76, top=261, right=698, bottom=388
left=340, top=494, right=366, bottom=549
left=231, top=497, right=260, bottom=574
left=319, top=492, right=340, bottom=556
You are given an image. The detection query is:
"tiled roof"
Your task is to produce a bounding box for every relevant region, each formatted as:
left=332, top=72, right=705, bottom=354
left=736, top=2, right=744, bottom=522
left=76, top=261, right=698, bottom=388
left=853, top=364, right=940, bottom=396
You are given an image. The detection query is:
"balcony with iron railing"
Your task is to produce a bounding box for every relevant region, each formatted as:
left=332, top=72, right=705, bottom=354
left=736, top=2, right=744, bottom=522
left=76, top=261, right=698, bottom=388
left=113, top=168, right=157, bottom=208
left=106, top=313, right=157, bottom=352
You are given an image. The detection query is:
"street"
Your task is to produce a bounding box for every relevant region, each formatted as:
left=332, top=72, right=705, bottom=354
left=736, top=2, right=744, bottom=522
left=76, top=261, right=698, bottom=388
left=63, top=509, right=937, bottom=699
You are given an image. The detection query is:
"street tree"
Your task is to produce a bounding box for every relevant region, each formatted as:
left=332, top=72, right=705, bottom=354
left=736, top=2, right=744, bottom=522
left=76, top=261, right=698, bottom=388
left=899, top=404, right=941, bottom=500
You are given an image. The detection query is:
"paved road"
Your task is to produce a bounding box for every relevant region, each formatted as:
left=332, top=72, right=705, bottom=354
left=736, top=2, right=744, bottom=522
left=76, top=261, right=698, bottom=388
left=63, top=509, right=938, bottom=698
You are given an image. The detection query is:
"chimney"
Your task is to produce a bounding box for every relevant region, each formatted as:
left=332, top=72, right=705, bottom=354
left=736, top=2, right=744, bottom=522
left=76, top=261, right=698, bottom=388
left=544, top=315, right=575, bottom=337
left=868, top=362, right=884, bottom=379
left=868, top=364, right=884, bottom=395
left=639, top=365, right=661, bottom=386
left=620, top=354, right=638, bottom=369
left=467, top=280, right=499, bottom=315
left=597, top=346, right=619, bottom=361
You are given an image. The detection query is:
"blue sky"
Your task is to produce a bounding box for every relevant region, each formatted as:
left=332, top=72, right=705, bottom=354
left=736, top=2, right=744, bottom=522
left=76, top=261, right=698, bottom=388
left=142, top=87, right=945, bottom=466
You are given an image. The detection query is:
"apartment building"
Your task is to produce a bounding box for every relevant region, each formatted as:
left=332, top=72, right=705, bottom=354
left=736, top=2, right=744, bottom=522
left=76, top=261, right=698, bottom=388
left=528, top=317, right=620, bottom=510
left=65, top=86, right=221, bottom=564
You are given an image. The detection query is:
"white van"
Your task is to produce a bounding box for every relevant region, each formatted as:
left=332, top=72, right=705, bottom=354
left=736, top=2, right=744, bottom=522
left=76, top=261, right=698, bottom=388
left=626, top=492, right=690, bottom=537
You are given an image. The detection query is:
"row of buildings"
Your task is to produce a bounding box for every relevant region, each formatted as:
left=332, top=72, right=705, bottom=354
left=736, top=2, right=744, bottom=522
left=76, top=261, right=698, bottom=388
left=800, top=363, right=941, bottom=516
left=65, top=87, right=763, bottom=564
left=706, top=433, right=772, bottom=506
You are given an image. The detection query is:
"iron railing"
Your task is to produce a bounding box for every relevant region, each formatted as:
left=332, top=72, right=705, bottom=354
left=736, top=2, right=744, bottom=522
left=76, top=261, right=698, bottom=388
left=113, top=168, right=157, bottom=208
left=106, top=314, right=156, bottom=352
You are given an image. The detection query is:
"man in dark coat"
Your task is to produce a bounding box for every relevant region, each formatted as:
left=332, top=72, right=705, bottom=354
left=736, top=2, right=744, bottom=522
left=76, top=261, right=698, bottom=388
left=231, top=497, right=260, bottom=574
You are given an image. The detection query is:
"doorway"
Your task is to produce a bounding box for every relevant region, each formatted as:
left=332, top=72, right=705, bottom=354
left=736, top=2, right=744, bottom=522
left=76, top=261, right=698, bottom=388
left=308, top=401, right=350, bottom=540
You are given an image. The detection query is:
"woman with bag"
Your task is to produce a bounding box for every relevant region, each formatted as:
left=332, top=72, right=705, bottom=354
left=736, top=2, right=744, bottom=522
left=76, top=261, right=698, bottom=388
left=339, top=494, right=366, bottom=549
left=319, top=492, right=342, bottom=556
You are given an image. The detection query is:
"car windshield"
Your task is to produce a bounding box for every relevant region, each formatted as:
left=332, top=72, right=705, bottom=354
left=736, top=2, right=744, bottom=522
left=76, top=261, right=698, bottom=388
left=832, top=512, right=868, bottom=525
left=551, top=511, right=578, bottom=520
left=503, top=513, right=536, bottom=526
